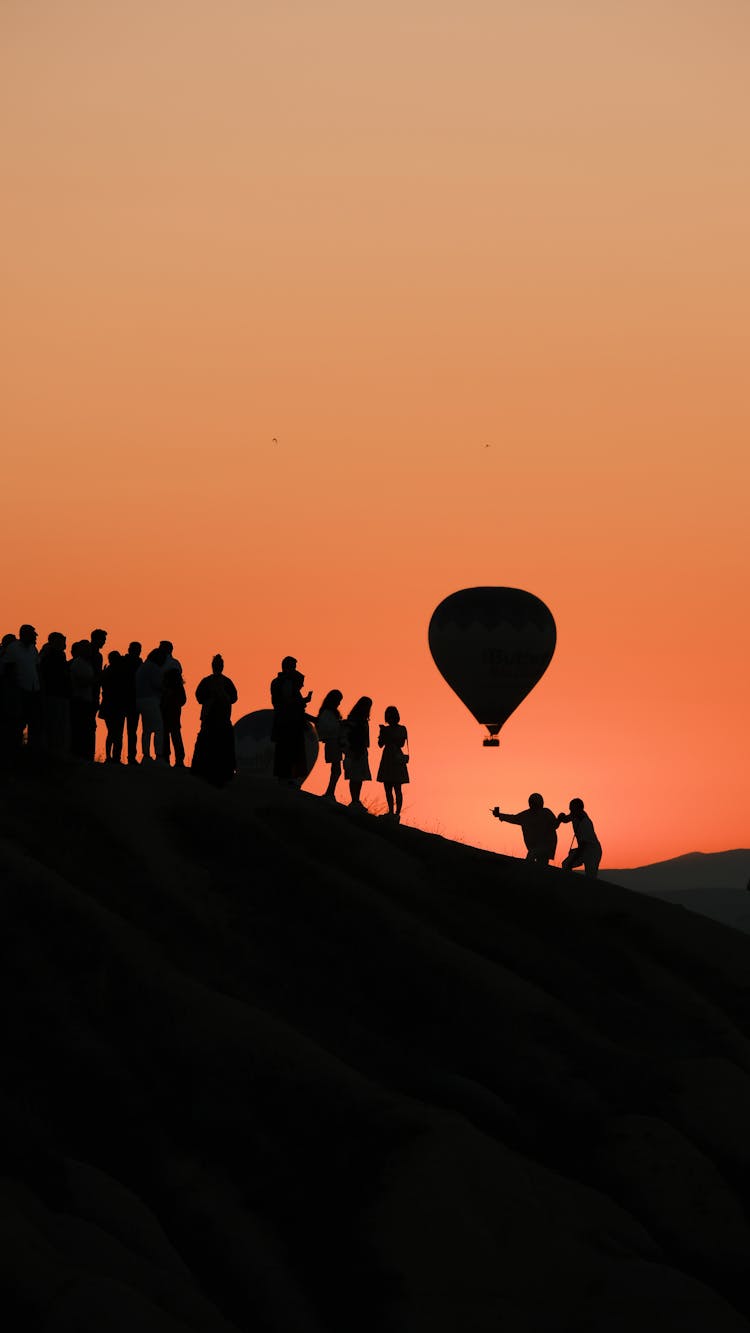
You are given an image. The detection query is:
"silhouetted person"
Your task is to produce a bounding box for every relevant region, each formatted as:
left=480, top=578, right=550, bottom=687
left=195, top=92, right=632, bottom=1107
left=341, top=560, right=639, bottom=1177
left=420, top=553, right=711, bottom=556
left=316, top=689, right=345, bottom=800
left=161, top=666, right=186, bottom=767
left=270, top=655, right=312, bottom=784
left=100, top=650, right=130, bottom=763
left=0, top=633, right=21, bottom=765
left=122, top=641, right=143, bottom=764
left=89, top=628, right=107, bottom=699
left=69, top=640, right=97, bottom=760
left=343, top=696, right=372, bottom=808
left=3, top=624, right=42, bottom=751
left=160, top=640, right=183, bottom=675
left=557, top=798, right=602, bottom=878
left=377, top=705, right=409, bottom=820
left=89, top=627, right=108, bottom=753
left=135, top=646, right=168, bottom=762
left=39, top=632, right=71, bottom=754
left=492, top=793, right=558, bottom=865
left=192, top=654, right=238, bottom=785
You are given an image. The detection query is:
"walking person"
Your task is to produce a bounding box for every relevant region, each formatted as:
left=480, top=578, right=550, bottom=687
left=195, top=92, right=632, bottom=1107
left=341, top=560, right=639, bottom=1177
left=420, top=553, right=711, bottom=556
left=315, top=689, right=345, bottom=801
left=557, top=798, right=602, bottom=878
left=376, top=705, right=409, bottom=821
left=492, top=794, right=558, bottom=865
left=161, top=665, right=187, bottom=767
left=343, top=696, right=372, bottom=808
left=192, top=654, right=238, bottom=785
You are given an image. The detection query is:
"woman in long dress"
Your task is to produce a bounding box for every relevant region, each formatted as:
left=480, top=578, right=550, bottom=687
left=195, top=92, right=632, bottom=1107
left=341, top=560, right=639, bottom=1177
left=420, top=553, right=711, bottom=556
left=376, top=705, right=409, bottom=820
left=192, top=654, right=238, bottom=785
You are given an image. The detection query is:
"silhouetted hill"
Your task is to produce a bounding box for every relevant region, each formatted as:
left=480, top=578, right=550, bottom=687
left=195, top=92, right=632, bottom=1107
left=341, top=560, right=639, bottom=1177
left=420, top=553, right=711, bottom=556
left=3, top=764, right=750, bottom=1331
left=607, top=851, right=750, bottom=934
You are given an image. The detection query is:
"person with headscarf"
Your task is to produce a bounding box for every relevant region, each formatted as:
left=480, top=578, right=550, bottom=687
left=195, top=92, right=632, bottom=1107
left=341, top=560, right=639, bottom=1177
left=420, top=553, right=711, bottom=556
left=192, top=654, right=238, bottom=785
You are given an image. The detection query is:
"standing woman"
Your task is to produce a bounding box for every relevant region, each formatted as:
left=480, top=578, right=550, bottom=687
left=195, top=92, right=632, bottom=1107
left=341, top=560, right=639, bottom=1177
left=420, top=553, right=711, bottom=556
left=377, top=705, right=409, bottom=821
left=343, top=696, right=372, bottom=808
left=192, top=654, right=238, bottom=785
left=315, top=689, right=345, bottom=801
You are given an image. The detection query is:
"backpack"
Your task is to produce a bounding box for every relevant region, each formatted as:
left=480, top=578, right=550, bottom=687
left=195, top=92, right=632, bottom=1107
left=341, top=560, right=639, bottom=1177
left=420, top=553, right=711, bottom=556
left=315, top=709, right=340, bottom=743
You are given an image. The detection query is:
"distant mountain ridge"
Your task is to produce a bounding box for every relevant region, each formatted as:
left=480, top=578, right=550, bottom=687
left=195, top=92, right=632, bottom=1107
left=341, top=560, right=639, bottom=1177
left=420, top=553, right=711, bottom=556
left=605, top=850, right=750, bottom=934
left=605, top=849, right=750, bottom=892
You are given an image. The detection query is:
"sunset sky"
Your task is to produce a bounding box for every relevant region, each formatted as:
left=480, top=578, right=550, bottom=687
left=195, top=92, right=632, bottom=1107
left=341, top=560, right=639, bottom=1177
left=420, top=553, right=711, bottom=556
left=2, top=0, right=748, bottom=866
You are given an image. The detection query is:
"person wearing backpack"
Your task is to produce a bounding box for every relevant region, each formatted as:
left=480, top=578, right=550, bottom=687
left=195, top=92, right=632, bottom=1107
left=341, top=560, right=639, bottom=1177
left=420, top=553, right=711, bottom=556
left=315, top=689, right=345, bottom=801
left=343, top=696, right=372, bottom=808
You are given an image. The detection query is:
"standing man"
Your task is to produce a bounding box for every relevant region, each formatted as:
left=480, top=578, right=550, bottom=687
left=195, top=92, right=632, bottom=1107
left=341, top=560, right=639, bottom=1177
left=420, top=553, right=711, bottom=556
left=492, top=793, right=558, bottom=865
left=39, top=631, right=71, bottom=754
left=270, top=655, right=312, bottom=784
left=160, top=640, right=182, bottom=675
left=90, top=627, right=107, bottom=752
left=121, top=641, right=143, bottom=764
left=69, top=640, right=97, bottom=760
left=135, top=645, right=168, bottom=763
left=557, top=798, right=602, bottom=878
left=4, top=624, right=42, bottom=750
left=89, top=628, right=107, bottom=701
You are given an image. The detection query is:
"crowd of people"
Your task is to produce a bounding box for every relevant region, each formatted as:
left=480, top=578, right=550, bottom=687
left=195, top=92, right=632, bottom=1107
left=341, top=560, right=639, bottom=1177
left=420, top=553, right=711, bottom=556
left=269, top=656, right=409, bottom=818
left=0, top=631, right=411, bottom=815
left=1, top=626, right=601, bottom=868
left=0, top=626, right=188, bottom=767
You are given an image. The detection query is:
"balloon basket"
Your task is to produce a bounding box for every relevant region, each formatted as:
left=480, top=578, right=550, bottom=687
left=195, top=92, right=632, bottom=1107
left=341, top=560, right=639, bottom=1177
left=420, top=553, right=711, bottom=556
left=483, top=738, right=500, bottom=747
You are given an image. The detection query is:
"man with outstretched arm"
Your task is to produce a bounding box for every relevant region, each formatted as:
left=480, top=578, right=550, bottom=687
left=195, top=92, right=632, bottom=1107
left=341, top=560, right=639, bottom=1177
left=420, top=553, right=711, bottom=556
left=492, top=793, right=558, bottom=865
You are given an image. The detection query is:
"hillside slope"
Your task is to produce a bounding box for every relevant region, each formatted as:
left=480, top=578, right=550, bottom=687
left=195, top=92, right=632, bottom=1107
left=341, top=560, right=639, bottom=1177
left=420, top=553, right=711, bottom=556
left=2, top=764, right=750, bottom=1331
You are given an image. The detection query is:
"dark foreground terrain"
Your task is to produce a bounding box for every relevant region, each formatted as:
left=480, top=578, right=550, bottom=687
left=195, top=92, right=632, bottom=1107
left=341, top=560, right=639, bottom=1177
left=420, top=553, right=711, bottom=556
left=3, top=764, right=750, bottom=1332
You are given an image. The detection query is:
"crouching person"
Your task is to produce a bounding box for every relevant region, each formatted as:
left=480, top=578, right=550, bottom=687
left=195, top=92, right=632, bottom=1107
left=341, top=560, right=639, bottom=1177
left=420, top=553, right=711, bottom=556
left=557, top=798, right=602, bottom=878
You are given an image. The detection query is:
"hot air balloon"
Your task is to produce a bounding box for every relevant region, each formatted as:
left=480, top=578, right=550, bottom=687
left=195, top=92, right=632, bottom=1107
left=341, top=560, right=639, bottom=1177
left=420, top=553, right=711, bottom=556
left=234, top=709, right=319, bottom=780
left=428, top=587, right=556, bottom=746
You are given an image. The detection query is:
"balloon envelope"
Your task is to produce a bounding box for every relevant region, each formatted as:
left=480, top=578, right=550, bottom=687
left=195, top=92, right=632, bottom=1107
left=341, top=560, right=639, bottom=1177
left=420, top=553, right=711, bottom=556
left=428, top=587, right=556, bottom=738
left=234, top=709, right=319, bottom=781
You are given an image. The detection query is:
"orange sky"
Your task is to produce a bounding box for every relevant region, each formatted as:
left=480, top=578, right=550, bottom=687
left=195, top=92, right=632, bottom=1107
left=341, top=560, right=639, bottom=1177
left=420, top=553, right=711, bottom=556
left=2, top=0, right=748, bottom=866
